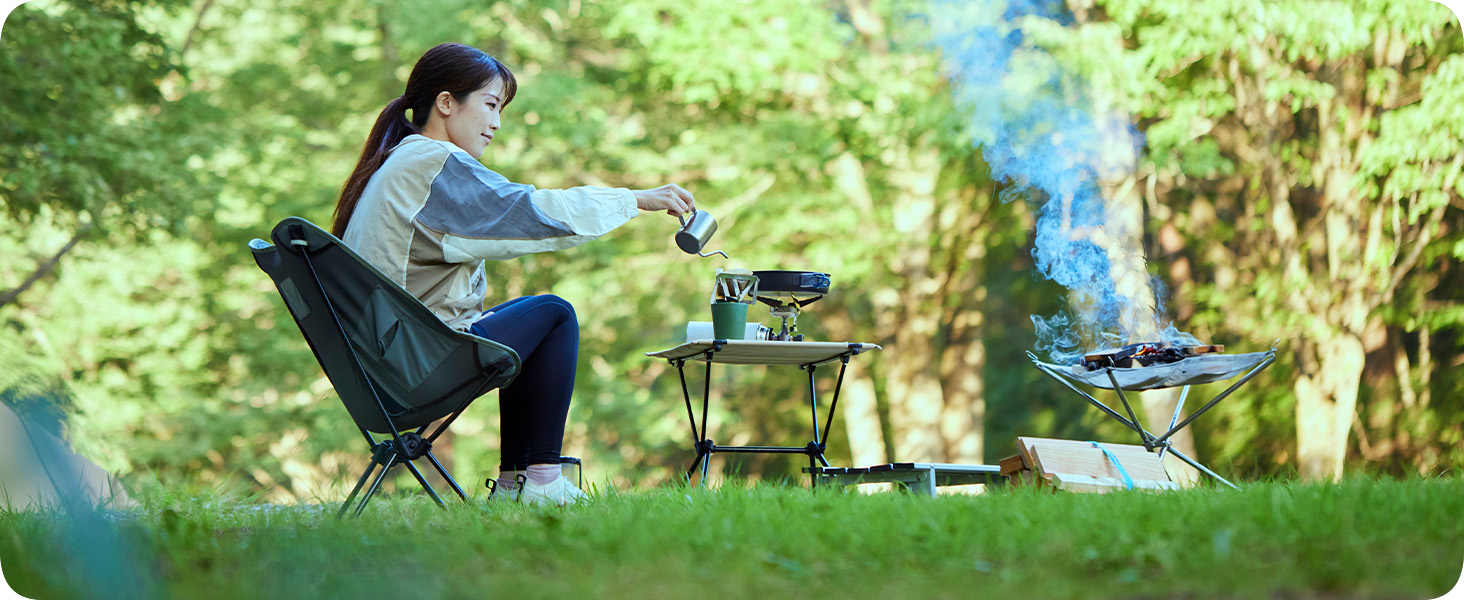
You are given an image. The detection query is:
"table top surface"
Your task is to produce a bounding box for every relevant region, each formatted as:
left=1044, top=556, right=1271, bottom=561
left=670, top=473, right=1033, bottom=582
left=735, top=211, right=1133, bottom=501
left=646, top=340, right=881, bottom=366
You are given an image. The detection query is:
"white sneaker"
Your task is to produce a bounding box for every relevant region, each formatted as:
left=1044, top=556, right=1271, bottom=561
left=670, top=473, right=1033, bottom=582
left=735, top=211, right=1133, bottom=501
left=517, top=474, right=588, bottom=506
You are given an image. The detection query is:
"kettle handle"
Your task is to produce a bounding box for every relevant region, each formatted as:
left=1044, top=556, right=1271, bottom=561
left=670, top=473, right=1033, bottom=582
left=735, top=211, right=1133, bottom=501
left=678, top=210, right=698, bottom=228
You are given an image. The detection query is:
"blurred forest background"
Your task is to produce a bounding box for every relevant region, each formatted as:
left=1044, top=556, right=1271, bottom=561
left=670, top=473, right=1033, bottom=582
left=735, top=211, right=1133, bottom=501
left=1, top=0, right=1461, bottom=503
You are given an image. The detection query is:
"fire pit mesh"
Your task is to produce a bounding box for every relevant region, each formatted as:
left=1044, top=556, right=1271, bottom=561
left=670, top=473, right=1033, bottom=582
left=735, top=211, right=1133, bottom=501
left=1030, top=347, right=1277, bottom=391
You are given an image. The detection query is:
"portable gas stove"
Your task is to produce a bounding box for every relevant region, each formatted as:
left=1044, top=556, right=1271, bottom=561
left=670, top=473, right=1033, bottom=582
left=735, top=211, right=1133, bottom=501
left=752, top=270, right=830, bottom=342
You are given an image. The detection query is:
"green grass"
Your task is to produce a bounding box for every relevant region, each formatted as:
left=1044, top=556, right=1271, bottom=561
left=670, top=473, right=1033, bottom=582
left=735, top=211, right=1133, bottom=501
left=2, top=477, right=1461, bottom=599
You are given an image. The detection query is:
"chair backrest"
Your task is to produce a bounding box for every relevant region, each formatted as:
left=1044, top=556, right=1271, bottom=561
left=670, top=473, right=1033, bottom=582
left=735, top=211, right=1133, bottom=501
left=250, top=217, right=520, bottom=433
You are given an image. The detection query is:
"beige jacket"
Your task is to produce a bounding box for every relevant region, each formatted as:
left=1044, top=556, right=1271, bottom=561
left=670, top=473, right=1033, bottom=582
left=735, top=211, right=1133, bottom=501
left=342, top=134, right=637, bottom=330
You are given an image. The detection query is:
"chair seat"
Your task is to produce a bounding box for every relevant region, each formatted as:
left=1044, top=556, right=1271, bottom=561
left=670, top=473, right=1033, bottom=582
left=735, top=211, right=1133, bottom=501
left=251, top=217, right=520, bottom=433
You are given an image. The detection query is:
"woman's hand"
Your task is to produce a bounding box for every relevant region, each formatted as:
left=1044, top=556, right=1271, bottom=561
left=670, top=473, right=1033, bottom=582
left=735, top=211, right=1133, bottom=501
left=632, top=184, right=696, bottom=217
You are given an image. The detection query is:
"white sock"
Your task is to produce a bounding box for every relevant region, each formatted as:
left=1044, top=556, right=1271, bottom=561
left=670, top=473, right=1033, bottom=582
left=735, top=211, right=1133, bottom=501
left=526, top=464, right=560, bottom=485
left=495, top=470, right=525, bottom=492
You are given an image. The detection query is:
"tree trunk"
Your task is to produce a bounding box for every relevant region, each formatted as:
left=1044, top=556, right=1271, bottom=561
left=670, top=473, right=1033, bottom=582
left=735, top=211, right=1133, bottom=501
left=819, top=283, right=890, bottom=469
left=840, top=370, right=888, bottom=468
left=1148, top=213, right=1200, bottom=483
left=879, top=147, right=950, bottom=463
left=1286, top=83, right=1368, bottom=481
left=884, top=314, right=947, bottom=462
left=934, top=203, right=987, bottom=465
left=1294, top=334, right=1365, bottom=480
left=939, top=315, right=985, bottom=464
left=376, top=3, right=401, bottom=98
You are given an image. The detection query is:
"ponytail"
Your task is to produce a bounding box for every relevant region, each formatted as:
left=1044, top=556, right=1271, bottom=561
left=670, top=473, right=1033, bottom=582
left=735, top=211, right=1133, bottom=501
left=331, top=43, right=517, bottom=239
left=331, top=96, right=416, bottom=237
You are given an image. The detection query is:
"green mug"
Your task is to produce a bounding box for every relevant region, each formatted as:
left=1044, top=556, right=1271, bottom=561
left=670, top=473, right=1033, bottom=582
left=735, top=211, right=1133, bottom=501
left=710, top=301, right=750, bottom=340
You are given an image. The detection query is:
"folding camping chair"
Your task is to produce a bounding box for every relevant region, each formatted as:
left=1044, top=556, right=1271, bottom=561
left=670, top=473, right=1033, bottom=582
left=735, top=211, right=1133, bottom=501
left=250, top=217, right=521, bottom=517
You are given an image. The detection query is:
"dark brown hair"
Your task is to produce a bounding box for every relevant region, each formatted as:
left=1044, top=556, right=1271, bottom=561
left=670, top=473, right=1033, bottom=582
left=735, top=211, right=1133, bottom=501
left=331, top=43, right=517, bottom=237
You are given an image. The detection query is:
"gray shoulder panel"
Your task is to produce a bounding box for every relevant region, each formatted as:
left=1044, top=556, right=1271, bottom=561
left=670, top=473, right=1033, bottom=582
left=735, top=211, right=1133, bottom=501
left=417, top=153, right=575, bottom=240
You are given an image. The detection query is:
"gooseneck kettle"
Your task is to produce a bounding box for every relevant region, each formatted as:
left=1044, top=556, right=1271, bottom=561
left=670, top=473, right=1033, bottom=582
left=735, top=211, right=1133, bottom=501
left=675, top=210, right=728, bottom=259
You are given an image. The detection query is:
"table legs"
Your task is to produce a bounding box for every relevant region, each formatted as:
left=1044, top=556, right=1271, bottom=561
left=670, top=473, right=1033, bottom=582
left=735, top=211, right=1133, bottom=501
left=677, top=352, right=716, bottom=484
left=674, top=354, right=852, bottom=487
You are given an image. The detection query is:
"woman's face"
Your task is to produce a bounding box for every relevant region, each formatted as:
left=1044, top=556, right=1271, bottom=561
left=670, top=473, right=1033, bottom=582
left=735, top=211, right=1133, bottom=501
left=437, top=78, right=505, bottom=158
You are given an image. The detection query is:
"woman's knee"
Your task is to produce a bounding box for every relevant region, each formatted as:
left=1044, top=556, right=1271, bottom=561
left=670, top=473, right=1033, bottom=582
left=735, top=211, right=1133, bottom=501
left=534, top=294, right=577, bottom=325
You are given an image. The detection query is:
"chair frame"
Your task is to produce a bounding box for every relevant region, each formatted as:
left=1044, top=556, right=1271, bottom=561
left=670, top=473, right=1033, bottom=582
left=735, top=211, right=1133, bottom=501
left=263, top=222, right=515, bottom=517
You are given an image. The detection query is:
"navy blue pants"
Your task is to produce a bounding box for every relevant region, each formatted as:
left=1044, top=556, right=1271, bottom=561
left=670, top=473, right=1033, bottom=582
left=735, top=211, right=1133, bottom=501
left=468, top=295, right=577, bottom=471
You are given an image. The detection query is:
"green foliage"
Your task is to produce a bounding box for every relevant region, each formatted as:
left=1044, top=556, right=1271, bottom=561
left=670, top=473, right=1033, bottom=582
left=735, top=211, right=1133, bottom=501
left=0, top=0, right=220, bottom=238
left=1358, top=54, right=1464, bottom=206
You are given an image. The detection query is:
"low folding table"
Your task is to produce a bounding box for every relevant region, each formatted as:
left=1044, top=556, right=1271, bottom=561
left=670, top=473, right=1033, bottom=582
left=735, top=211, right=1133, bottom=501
left=806, top=463, right=1004, bottom=496
left=1027, top=345, right=1278, bottom=489
left=646, top=340, right=880, bottom=485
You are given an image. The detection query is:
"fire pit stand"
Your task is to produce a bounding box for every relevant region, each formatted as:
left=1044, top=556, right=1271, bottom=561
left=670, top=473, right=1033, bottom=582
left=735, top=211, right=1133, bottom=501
left=1027, top=344, right=1278, bottom=490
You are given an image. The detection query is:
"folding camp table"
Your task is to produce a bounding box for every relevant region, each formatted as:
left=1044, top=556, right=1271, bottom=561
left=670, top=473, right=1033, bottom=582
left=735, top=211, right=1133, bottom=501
left=805, top=463, right=1004, bottom=496
left=646, top=340, right=880, bottom=485
left=1027, top=344, right=1278, bottom=490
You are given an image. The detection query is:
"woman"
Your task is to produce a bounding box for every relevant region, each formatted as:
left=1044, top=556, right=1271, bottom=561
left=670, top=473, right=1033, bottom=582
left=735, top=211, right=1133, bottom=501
left=332, top=43, right=695, bottom=506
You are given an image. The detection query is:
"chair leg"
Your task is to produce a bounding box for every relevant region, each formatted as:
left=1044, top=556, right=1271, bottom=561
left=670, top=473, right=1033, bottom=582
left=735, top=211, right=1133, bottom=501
left=337, top=458, right=383, bottom=519
left=402, top=459, right=446, bottom=508
left=425, top=451, right=469, bottom=502
left=352, top=454, right=399, bottom=518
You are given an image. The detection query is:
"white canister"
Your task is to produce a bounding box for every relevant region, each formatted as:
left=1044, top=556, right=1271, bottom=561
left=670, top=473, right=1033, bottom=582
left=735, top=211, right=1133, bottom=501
left=686, top=321, right=771, bottom=342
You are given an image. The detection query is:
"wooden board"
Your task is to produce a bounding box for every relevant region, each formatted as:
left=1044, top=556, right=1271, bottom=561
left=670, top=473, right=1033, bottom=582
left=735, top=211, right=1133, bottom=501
left=1183, top=345, right=1225, bottom=355
left=998, top=454, right=1027, bottom=476
left=1030, top=446, right=1170, bottom=483
left=1008, top=469, right=1048, bottom=490
left=1016, top=437, right=1165, bottom=479
left=1017, top=438, right=1042, bottom=472
left=1050, top=472, right=1182, bottom=494
left=1082, top=347, right=1131, bottom=362
left=1014, top=437, right=1174, bottom=493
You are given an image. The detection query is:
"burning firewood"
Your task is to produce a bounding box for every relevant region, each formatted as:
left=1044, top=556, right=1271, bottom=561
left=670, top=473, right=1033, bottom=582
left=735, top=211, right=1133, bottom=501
left=1075, top=342, right=1225, bottom=371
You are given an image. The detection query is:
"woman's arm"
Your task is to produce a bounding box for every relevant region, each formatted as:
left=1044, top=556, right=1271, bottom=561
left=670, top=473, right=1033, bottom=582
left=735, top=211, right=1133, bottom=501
left=414, top=152, right=694, bottom=262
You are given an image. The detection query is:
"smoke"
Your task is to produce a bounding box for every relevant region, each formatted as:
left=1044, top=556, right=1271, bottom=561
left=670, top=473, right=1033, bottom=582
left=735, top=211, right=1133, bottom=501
left=929, top=0, right=1200, bottom=364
